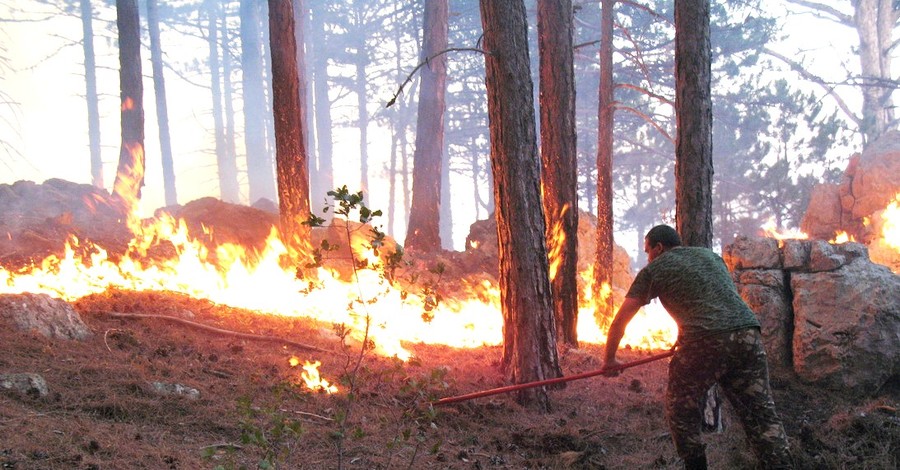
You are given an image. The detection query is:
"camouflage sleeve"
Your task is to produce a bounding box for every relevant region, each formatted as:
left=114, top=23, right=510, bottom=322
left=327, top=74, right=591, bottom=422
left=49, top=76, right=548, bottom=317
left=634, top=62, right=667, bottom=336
left=625, top=267, right=654, bottom=305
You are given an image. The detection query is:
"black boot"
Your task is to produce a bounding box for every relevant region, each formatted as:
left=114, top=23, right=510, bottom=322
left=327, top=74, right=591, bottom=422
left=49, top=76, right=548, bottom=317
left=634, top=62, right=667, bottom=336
left=683, top=454, right=708, bottom=470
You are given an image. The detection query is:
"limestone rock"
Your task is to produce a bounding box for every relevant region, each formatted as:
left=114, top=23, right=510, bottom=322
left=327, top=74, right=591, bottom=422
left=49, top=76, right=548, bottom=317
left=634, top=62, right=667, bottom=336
left=734, top=271, right=792, bottom=373
left=0, top=293, right=92, bottom=340
left=0, top=373, right=49, bottom=398
left=791, top=258, right=900, bottom=391
left=722, top=236, right=781, bottom=271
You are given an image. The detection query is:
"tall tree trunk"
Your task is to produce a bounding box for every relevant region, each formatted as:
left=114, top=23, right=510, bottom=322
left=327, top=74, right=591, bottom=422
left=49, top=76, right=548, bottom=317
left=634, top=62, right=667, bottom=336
left=80, top=0, right=103, bottom=190
left=479, top=0, right=561, bottom=411
left=242, top=0, right=276, bottom=205
left=310, top=4, right=334, bottom=212
left=112, top=0, right=145, bottom=215
left=674, top=0, right=721, bottom=434
left=222, top=12, right=238, bottom=202
left=674, top=0, right=713, bottom=248
left=206, top=1, right=239, bottom=203
left=267, top=0, right=311, bottom=252
left=405, top=0, right=449, bottom=252
left=594, top=0, right=615, bottom=329
left=355, top=49, right=370, bottom=194
left=855, top=0, right=895, bottom=143
left=538, top=0, right=579, bottom=348
left=146, top=0, right=177, bottom=207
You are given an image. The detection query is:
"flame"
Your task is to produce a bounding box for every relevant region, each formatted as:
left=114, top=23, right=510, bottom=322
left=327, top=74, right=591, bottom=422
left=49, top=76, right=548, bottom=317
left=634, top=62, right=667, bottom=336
left=293, top=359, right=338, bottom=394
left=546, top=204, right=570, bottom=282
left=830, top=231, right=856, bottom=244
left=760, top=217, right=808, bottom=241
left=882, top=193, right=900, bottom=251
left=0, top=207, right=681, bottom=365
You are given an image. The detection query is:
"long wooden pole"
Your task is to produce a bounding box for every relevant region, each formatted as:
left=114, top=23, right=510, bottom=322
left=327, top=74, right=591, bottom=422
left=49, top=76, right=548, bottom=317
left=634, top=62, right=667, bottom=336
left=433, top=350, right=674, bottom=406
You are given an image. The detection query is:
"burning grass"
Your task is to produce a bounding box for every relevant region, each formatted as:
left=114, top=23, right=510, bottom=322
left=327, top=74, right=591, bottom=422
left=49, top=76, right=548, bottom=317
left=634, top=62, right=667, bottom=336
left=1, top=289, right=897, bottom=469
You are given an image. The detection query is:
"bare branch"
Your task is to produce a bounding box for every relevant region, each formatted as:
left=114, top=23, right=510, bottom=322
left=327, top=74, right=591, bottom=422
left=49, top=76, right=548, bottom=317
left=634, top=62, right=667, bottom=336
left=385, top=47, right=488, bottom=108
left=616, top=82, right=675, bottom=107
left=782, top=0, right=853, bottom=26
left=763, top=47, right=861, bottom=126
left=614, top=105, right=674, bottom=143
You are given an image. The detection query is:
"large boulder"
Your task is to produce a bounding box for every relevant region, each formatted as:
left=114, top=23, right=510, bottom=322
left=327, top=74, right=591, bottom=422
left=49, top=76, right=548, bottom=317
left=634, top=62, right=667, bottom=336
left=0, top=293, right=92, bottom=340
left=801, top=130, right=900, bottom=246
left=727, top=236, right=900, bottom=393
left=790, top=244, right=900, bottom=391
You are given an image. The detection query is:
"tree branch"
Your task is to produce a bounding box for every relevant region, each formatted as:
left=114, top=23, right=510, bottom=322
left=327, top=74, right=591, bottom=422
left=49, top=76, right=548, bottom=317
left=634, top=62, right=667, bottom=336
left=101, top=312, right=334, bottom=353
left=763, top=47, right=861, bottom=126
left=782, top=0, right=853, bottom=25
left=385, top=47, right=488, bottom=108
left=616, top=83, right=675, bottom=107
left=614, top=105, right=674, bottom=143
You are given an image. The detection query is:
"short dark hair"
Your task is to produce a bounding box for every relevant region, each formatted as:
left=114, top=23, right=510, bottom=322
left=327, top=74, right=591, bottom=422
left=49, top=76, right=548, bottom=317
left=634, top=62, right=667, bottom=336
left=646, top=224, right=682, bottom=248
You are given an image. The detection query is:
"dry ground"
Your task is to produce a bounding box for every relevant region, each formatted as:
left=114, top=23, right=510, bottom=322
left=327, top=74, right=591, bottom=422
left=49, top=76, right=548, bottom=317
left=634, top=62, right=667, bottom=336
left=0, top=289, right=897, bottom=470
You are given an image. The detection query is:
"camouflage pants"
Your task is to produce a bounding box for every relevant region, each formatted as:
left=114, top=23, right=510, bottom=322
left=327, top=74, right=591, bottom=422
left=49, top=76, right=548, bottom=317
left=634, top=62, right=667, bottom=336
left=666, top=327, right=792, bottom=469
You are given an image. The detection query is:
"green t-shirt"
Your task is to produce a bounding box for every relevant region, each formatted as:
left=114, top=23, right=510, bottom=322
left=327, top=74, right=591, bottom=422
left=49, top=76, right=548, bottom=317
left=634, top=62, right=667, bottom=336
left=626, top=246, right=760, bottom=341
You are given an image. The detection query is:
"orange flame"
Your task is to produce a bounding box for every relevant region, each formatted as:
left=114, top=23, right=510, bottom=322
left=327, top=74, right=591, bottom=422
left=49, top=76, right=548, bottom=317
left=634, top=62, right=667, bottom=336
left=290, top=357, right=338, bottom=393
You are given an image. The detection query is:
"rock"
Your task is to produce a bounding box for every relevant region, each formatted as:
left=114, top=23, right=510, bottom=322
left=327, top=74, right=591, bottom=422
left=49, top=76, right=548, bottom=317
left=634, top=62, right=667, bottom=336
left=0, top=373, right=49, bottom=398
left=0, top=293, right=92, bottom=340
left=800, top=183, right=843, bottom=240
left=722, top=236, right=781, bottom=270
left=151, top=382, right=201, bottom=400
left=791, top=257, right=900, bottom=391
left=734, top=271, right=792, bottom=373
left=849, top=130, right=900, bottom=222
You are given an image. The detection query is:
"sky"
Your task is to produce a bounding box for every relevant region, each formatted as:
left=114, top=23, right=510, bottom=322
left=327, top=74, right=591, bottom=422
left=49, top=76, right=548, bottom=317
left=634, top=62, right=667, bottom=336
left=0, top=1, right=869, bottom=254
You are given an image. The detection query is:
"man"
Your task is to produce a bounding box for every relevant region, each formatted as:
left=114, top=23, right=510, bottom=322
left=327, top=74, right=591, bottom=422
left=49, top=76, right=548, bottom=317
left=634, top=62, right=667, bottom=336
left=603, top=225, right=792, bottom=469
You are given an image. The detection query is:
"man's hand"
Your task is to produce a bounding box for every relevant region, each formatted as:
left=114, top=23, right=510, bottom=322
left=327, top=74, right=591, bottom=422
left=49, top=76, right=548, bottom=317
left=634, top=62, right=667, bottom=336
left=602, top=358, right=623, bottom=377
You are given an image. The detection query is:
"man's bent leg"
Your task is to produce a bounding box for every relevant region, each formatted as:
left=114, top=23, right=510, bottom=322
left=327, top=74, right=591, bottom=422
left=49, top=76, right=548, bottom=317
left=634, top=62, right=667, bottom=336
left=666, top=343, right=719, bottom=468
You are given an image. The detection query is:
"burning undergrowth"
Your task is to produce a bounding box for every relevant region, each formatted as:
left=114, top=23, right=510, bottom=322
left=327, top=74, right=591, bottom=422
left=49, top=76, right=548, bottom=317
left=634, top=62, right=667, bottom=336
left=1, top=179, right=898, bottom=469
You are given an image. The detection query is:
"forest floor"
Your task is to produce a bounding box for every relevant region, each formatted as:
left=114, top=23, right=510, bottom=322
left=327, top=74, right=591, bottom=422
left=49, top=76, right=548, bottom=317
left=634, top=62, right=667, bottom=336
left=0, top=288, right=897, bottom=470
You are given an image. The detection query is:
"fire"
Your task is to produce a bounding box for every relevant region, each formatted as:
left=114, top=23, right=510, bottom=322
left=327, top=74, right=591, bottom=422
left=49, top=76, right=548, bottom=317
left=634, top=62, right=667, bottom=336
left=290, top=357, right=338, bottom=394
left=882, top=193, right=900, bottom=251
left=760, top=217, right=808, bottom=241
left=830, top=231, right=856, bottom=244
left=0, top=207, right=679, bottom=365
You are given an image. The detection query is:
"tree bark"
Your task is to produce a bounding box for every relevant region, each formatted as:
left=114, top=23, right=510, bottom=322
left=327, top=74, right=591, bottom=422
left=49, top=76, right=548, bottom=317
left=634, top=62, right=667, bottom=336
left=146, top=0, right=178, bottom=207
left=538, top=0, right=579, bottom=348
left=111, top=0, right=145, bottom=215
left=855, top=0, right=895, bottom=143
left=268, top=0, right=311, bottom=252
left=80, top=0, right=103, bottom=190
left=594, top=0, right=615, bottom=329
left=674, top=0, right=713, bottom=248
left=479, top=0, right=561, bottom=411
left=406, top=0, right=449, bottom=252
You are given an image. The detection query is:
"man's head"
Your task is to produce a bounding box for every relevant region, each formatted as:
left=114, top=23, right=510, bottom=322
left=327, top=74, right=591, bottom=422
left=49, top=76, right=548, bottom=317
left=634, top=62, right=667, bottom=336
left=644, top=224, right=681, bottom=262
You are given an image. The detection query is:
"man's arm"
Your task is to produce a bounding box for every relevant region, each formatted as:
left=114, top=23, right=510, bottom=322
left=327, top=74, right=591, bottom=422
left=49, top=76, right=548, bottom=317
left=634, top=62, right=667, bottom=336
left=603, top=297, right=644, bottom=367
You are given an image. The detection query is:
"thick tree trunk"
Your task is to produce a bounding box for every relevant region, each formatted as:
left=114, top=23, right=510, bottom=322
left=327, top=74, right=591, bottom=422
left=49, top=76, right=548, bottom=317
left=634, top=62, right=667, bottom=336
left=146, top=0, right=178, bottom=207
left=242, top=0, right=276, bottom=205
left=80, top=0, right=103, bottom=190
left=855, top=0, right=895, bottom=143
left=479, top=0, right=561, bottom=411
left=594, top=0, right=615, bottom=329
left=267, top=0, right=311, bottom=252
left=538, top=0, right=579, bottom=348
left=674, top=0, right=713, bottom=248
left=406, top=0, right=449, bottom=252
left=112, top=0, right=145, bottom=215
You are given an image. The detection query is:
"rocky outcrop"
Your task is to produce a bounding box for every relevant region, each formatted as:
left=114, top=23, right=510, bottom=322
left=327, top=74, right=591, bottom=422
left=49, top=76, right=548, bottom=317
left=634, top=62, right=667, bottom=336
left=0, top=293, right=92, bottom=340
left=800, top=131, right=900, bottom=272
left=724, top=237, right=900, bottom=394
